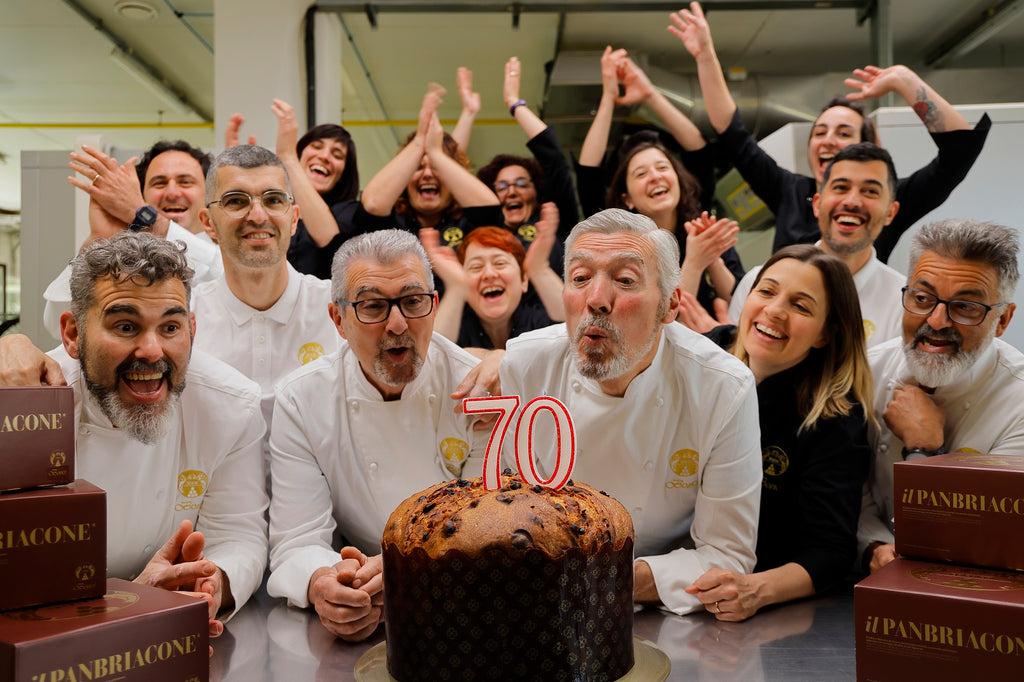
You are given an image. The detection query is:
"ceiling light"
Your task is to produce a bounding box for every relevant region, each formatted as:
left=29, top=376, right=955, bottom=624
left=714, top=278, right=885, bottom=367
left=115, top=1, right=158, bottom=21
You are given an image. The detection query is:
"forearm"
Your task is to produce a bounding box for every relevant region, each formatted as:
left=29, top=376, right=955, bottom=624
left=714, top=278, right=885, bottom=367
left=451, top=109, right=475, bottom=153
left=427, top=151, right=499, bottom=208
left=282, top=156, right=340, bottom=247
left=528, top=267, right=566, bottom=322
left=694, top=49, right=735, bottom=134
left=579, top=94, right=616, bottom=167
left=361, top=143, right=421, bottom=216
left=643, top=88, right=705, bottom=151
left=678, top=262, right=705, bottom=299
left=706, top=258, right=737, bottom=302
left=433, top=289, right=466, bottom=342
left=891, top=67, right=969, bottom=133
left=749, top=563, right=816, bottom=610
left=512, top=104, right=547, bottom=140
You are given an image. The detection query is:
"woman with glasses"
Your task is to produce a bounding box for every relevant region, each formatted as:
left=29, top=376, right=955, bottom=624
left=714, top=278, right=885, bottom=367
left=421, top=206, right=565, bottom=354
left=576, top=47, right=745, bottom=317
left=467, top=58, right=580, bottom=278
left=226, top=99, right=360, bottom=279
left=686, top=244, right=874, bottom=621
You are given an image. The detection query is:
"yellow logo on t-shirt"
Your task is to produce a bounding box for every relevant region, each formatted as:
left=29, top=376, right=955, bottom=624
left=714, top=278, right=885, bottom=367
left=298, top=342, right=326, bottom=365
left=442, top=227, right=464, bottom=248
left=666, top=449, right=699, bottom=489
left=440, top=438, right=469, bottom=463
left=762, top=446, right=789, bottom=476
left=863, top=319, right=876, bottom=340
left=517, top=223, right=537, bottom=242
left=177, top=470, right=208, bottom=499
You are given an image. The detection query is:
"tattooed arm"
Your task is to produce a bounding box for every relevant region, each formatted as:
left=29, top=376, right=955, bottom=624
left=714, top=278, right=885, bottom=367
left=844, top=65, right=969, bottom=133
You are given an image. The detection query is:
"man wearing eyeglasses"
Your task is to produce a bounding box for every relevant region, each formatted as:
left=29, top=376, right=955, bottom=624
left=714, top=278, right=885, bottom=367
left=266, top=229, right=485, bottom=642
left=192, top=146, right=339, bottom=445
left=725, top=142, right=904, bottom=348
left=858, top=218, right=1023, bottom=574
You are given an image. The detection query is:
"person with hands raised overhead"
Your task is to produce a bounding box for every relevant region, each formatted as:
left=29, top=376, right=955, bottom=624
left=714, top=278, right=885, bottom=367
left=577, top=46, right=744, bottom=315
left=225, top=100, right=360, bottom=279
left=672, top=1, right=989, bottom=261
left=422, top=202, right=565, bottom=353
left=358, top=84, right=502, bottom=249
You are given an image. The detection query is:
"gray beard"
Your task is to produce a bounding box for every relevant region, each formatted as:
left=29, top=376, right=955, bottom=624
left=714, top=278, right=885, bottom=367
left=372, top=332, right=423, bottom=388
left=902, top=323, right=993, bottom=388
left=572, top=312, right=661, bottom=383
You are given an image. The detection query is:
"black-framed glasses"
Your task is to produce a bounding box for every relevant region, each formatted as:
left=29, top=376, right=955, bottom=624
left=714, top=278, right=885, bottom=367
left=338, top=293, right=435, bottom=324
left=207, top=190, right=294, bottom=218
left=494, top=177, right=532, bottom=193
left=901, top=286, right=1007, bottom=326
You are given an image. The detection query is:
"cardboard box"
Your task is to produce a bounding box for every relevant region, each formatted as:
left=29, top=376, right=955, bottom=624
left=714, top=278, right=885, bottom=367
left=0, top=386, right=75, bottom=492
left=855, top=558, right=1024, bottom=681
left=0, top=578, right=209, bottom=682
left=894, top=453, right=1024, bottom=571
left=0, top=480, right=105, bottom=610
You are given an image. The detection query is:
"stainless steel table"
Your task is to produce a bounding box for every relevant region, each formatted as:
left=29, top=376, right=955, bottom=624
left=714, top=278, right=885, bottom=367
left=210, top=585, right=857, bottom=681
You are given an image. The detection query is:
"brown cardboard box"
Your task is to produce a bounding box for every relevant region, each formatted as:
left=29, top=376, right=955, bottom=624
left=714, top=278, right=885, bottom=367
left=855, top=558, right=1024, bottom=681
left=894, top=453, right=1024, bottom=571
left=0, top=386, right=74, bottom=492
left=0, top=578, right=209, bottom=682
left=0, top=480, right=105, bottom=610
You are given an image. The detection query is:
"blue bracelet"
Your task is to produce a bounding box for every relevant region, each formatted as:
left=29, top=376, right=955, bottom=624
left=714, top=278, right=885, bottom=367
left=509, top=99, right=528, bottom=116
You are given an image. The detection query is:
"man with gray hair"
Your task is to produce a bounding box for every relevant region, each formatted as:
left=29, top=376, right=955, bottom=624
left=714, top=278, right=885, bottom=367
left=500, top=208, right=762, bottom=616
left=7, top=232, right=268, bottom=640
left=859, top=218, right=1024, bottom=573
left=267, top=228, right=485, bottom=641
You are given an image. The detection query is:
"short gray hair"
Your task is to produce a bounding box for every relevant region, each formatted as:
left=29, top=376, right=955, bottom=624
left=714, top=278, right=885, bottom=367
left=330, top=229, right=434, bottom=302
left=909, top=219, right=1020, bottom=301
left=69, top=232, right=194, bottom=322
left=206, top=145, right=290, bottom=203
left=564, top=208, right=681, bottom=303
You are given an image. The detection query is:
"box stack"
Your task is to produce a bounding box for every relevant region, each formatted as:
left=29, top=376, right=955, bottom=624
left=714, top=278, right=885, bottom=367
left=856, top=453, right=1024, bottom=681
left=0, top=386, right=209, bottom=681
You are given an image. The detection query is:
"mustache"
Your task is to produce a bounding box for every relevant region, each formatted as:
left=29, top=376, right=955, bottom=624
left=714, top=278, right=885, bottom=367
left=912, top=322, right=963, bottom=349
left=380, top=332, right=416, bottom=349
left=117, top=358, right=172, bottom=375
left=573, top=314, right=621, bottom=344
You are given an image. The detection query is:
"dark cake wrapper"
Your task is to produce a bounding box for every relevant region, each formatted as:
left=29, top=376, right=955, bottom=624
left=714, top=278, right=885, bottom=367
left=383, top=540, right=635, bottom=682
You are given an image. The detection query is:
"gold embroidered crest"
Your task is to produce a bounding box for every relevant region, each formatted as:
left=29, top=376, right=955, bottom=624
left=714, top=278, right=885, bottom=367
left=298, top=342, right=326, bottom=365
left=442, top=226, right=464, bottom=247
left=517, top=223, right=537, bottom=242
left=440, top=438, right=469, bottom=463
left=50, top=451, right=67, bottom=467
left=670, top=449, right=699, bottom=478
left=762, top=446, right=789, bottom=476
left=863, top=319, right=876, bottom=340
left=177, top=470, right=208, bottom=499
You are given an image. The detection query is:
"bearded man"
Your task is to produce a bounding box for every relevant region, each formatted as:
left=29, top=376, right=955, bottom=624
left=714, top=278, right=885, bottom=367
left=858, top=218, right=1024, bottom=573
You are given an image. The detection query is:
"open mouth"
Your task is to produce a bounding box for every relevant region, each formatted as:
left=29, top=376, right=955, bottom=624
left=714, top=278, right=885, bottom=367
left=417, top=183, right=440, bottom=198
left=504, top=200, right=523, bottom=211
left=754, top=321, right=786, bottom=340
left=832, top=212, right=867, bottom=232
left=160, top=205, right=188, bottom=218
left=649, top=186, right=669, bottom=198
left=481, top=286, right=505, bottom=300
left=242, top=230, right=276, bottom=242
left=122, top=370, right=165, bottom=396
left=309, top=163, right=330, bottom=177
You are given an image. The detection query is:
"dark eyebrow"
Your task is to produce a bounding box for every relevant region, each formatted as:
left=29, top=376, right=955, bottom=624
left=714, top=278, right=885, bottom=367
left=914, top=277, right=987, bottom=301
left=103, top=304, right=188, bottom=318
left=353, top=283, right=429, bottom=298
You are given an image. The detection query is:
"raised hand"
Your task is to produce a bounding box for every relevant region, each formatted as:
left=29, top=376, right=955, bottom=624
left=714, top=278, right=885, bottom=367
left=668, top=2, right=715, bottom=59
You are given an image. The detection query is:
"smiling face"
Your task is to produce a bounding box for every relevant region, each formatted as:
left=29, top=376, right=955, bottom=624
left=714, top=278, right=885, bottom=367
left=463, top=242, right=527, bottom=328
left=812, top=159, right=898, bottom=264
left=808, top=106, right=863, bottom=186
left=495, top=164, right=538, bottom=229
left=621, top=147, right=681, bottom=223
left=200, top=165, right=298, bottom=271
left=740, top=258, right=830, bottom=383
left=406, top=155, right=453, bottom=221
left=143, top=150, right=205, bottom=232
left=329, top=254, right=436, bottom=400
left=61, top=275, right=193, bottom=444
left=299, top=137, right=347, bottom=194
left=564, top=231, right=677, bottom=396
left=901, top=252, right=1015, bottom=387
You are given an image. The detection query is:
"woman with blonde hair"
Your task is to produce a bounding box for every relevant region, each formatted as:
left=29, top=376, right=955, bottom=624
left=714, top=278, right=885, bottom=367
left=688, top=244, right=874, bottom=621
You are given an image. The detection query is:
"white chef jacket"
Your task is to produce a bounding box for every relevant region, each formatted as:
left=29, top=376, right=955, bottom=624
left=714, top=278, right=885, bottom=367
left=266, top=332, right=484, bottom=607
left=858, top=337, right=1024, bottom=553
left=43, top=222, right=223, bottom=337
left=500, top=322, right=762, bottom=615
left=728, top=246, right=903, bottom=349
left=192, top=265, right=338, bottom=447
left=50, top=345, right=268, bottom=617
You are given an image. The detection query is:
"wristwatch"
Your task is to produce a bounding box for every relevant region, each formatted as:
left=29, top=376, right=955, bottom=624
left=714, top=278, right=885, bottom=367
left=129, top=205, right=158, bottom=232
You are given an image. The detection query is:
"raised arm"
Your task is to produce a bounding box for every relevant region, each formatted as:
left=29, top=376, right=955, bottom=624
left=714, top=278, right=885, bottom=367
left=503, top=56, right=546, bottom=140
left=360, top=85, right=442, bottom=217
left=617, top=57, right=705, bottom=151
left=845, top=65, right=969, bottom=133
left=271, top=99, right=340, bottom=247
left=669, top=2, right=735, bottom=135
left=424, top=97, right=500, bottom=209
left=420, top=227, right=468, bottom=342
left=451, top=67, right=481, bottom=152
left=522, top=203, right=566, bottom=322
left=578, top=46, right=629, bottom=168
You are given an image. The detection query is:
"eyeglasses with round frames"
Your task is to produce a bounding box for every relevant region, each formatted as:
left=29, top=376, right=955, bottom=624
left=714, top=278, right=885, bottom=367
left=493, top=177, right=533, bottom=193
left=207, top=190, right=294, bottom=218
left=901, top=286, right=1007, bottom=326
left=338, top=293, right=435, bottom=324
